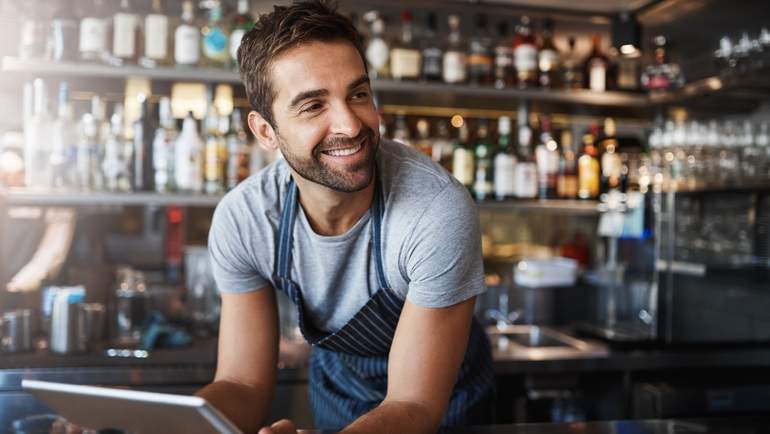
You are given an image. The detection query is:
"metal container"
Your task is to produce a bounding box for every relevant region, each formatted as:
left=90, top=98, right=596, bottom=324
left=1, top=309, right=33, bottom=353
left=114, top=268, right=150, bottom=345
left=49, top=290, right=87, bottom=355
left=81, top=303, right=106, bottom=347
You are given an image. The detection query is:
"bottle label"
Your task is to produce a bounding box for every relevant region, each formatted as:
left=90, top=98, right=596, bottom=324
left=443, top=51, right=467, bottom=83
left=203, top=28, right=228, bottom=61
left=514, top=44, right=537, bottom=74
left=494, top=47, right=513, bottom=68
left=366, top=38, right=389, bottom=70
left=494, top=153, right=517, bottom=197
left=452, top=149, right=475, bottom=185
left=113, top=13, right=139, bottom=58
left=144, top=14, right=168, bottom=60
left=390, top=49, right=421, bottom=79
left=230, top=29, right=246, bottom=62
left=513, top=162, right=537, bottom=198
left=175, top=25, right=200, bottom=64
left=589, top=62, right=607, bottom=91
left=79, top=17, right=107, bottom=53
left=422, top=47, right=443, bottom=77
left=538, top=49, right=559, bottom=72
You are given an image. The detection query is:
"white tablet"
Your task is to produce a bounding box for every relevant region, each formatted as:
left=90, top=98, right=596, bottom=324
left=22, top=379, right=243, bottom=434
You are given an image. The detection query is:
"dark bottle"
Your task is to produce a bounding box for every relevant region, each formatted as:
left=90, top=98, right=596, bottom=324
left=473, top=119, right=494, bottom=200
left=584, top=35, right=610, bottom=91
left=468, top=14, right=494, bottom=86
left=132, top=94, right=155, bottom=191
left=538, top=19, right=560, bottom=88
left=556, top=130, right=578, bottom=199
left=50, top=0, right=80, bottom=62
left=641, top=35, right=685, bottom=92
left=513, top=16, right=538, bottom=89
left=561, top=36, right=583, bottom=89
left=494, top=21, right=515, bottom=89
left=420, top=12, right=443, bottom=82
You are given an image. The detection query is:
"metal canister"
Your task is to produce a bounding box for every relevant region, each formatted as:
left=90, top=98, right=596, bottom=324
left=1, top=309, right=33, bottom=353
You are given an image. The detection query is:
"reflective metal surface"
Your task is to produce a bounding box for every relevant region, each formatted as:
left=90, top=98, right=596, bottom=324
left=488, top=325, right=609, bottom=360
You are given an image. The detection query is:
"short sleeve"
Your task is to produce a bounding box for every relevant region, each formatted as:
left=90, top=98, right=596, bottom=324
left=402, top=183, right=486, bottom=307
left=208, top=196, right=269, bottom=293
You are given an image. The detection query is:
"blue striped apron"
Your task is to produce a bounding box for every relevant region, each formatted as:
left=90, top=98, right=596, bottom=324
left=272, top=178, right=495, bottom=431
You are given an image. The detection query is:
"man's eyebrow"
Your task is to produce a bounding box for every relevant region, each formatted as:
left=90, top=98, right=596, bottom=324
left=347, top=75, right=371, bottom=92
left=289, top=89, right=329, bottom=110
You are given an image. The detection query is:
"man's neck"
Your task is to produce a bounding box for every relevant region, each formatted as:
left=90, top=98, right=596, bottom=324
left=293, top=173, right=375, bottom=236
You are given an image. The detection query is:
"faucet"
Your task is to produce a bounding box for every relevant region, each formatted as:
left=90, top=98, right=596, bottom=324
left=484, top=291, right=521, bottom=329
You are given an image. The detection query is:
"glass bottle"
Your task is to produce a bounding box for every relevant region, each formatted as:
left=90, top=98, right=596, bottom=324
left=494, top=116, right=517, bottom=200
left=556, top=130, right=578, bottom=199
left=102, top=104, right=131, bottom=192
left=50, top=83, right=78, bottom=190
left=201, top=0, right=230, bottom=68
left=141, top=0, right=171, bottom=67
left=641, top=35, right=685, bottom=92
left=468, top=14, right=494, bottom=87
left=153, top=97, right=178, bottom=193
left=534, top=116, right=559, bottom=198
left=204, top=104, right=224, bottom=194
left=452, top=123, right=474, bottom=192
left=578, top=125, right=600, bottom=199
left=538, top=19, right=560, bottom=88
left=175, top=0, right=200, bottom=67
left=132, top=94, right=155, bottom=192
left=364, top=12, right=389, bottom=79
left=229, top=0, right=254, bottom=70
left=599, top=117, right=622, bottom=193
left=18, top=4, right=48, bottom=60
left=443, top=15, right=467, bottom=84
left=493, top=21, right=515, bottom=89
left=473, top=119, right=494, bottom=200
left=390, top=10, right=421, bottom=81
left=50, top=0, right=80, bottom=62
left=175, top=111, right=204, bottom=193
left=561, top=36, right=583, bottom=89
left=513, top=16, right=538, bottom=89
left=226, top=109, right=251, bottom=190
left=431, top=121, right=455, bottom=172
left=111, top=0, right=141, bottom=65
left=392, top=113, right=411, bottom=146
left=25, top=79, right=53, bottom=189
left=420, top=13, right=443, bottom=82
left=79, top=0, right=108, bottom=62
left=513, top=105, right=538, bottom=198
left=584, top=35, right=609, bottom=91
left=414, top=119, right=434, bottom=157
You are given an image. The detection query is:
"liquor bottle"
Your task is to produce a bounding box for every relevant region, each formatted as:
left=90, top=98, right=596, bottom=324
left=431, top=121, right=455, bottom=172
left=86, top=96, right=109, bottom=191
left=578, top=125, right=600, bottom=199
left=79, top=0, right=108, bottom=62
left=468, top=14, right=494, bottom=87
left=538, top=19, right=560, bottom=88
left=51, top=83, right=78, bottom=189
left=226, top=109, right=251, bottom=190
left=414, top=119, right=433, bottom=157
left=641, top=35, right=685, bottom=92
left=18, top=5, right=48, bottom=60
left=50, top=0, right=79, bottom=62
left=141, top=0, right=171, bottom=67
left=534, top=116, right=559, bottom=198
left=473, top=119, right=494, bottom=200
left=229, top=0, right=254, bottom=69
left=112, top=0, right=141, bottom=65
left=616, top=55, right=640, bottom=91
left=175, top=112, right=204, bottom=193
left=102, top=104, right=131, bottom=192
left=513, top=111, right=538, bottom=199
left=364, top=12, right=389, bottom=79
left=561, top=36, right=583, bottom=89
left=175, top=0, right=200, bottom=66
left=76, top=105, right=99, bottom=191
left=201, top=0, right=230, bottom=68
left=420, top=13, right=443, bottom=82
left=153, top=97, right=178, bottom=193
left=584, top=35, right=609, bottom=91
left=599, top=118, right=622, bottom=193
left=443, top=15, right=467, bottom=84
left=25, top=79, right=53, bottom=189
left=204, top=104, right=224, bottom=194
left=556, top=130, right=578, bottom=198
left=513, top=16, right=538, bottom=89
left=390, top=10, right=421, bottom=81
left=132, top=94, right=155, bottom=191
left=493, top=116, right=517, bottom=200
left=493, top=21, right=515, bottom=89
left=452, top=123, right=474, bottom=192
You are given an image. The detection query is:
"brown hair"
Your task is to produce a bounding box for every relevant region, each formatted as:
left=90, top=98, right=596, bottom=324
left=237, top=0, right=366, bottom=128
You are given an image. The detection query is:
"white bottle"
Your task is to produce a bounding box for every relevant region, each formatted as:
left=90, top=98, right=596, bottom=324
left=174, top=0, right=200, bottom=66
left=175, top=112, right=204, bottom=192
left=25, top=79, right=53, bottom=190
left=493, top=116, right=517, bottom=200
left=153, top=97, right=178, bottom=193
left=143, top=0, right=169, bottom=65
left=112, top=0, right=140, bottom=62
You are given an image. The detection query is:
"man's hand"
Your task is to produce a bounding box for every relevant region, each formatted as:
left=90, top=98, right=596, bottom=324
left=258, top=419, right=298, bottom=434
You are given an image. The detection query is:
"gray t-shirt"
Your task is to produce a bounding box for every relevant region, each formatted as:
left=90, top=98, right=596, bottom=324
left=208, top=139, right=485, bottom=332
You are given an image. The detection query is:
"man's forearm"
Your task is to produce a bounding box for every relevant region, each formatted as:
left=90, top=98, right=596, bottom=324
left=196, top=380, right=273, bottom=433
left=339, top=399, right=441, bottom=434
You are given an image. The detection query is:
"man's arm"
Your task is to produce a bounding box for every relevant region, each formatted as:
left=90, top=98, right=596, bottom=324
left=341, top=296, right=477, bottom=434
left=196, top=287, right=280, bottom=433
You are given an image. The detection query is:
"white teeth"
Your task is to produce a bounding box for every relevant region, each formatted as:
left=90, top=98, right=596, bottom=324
left=325, top=143, right=362, bottom=157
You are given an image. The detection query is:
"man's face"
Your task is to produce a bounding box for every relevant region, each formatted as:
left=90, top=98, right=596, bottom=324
left=268, top=40, right=380, bottom=193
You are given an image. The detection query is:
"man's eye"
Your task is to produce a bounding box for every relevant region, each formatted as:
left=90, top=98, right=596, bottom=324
left=352, top=91, right=370, bottom=100
left=301, top=103, right=323, bottom=113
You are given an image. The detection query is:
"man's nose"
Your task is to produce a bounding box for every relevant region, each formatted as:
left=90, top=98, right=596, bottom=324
left=329, top=102, right=362, bottom=138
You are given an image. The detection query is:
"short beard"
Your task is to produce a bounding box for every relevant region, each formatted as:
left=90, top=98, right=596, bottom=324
left=276, top=126, right=379, bottom=193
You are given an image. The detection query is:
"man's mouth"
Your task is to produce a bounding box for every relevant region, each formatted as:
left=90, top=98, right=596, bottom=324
left=320, top=140, right=365, bottom=157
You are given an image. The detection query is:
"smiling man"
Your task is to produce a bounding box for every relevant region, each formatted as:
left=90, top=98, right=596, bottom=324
left=196, top=2, right=494, bottom=433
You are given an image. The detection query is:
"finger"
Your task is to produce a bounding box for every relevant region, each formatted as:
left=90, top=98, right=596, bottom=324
left=257, top=428, right=274, bottom=434
left=270, top=419, right=297, bottom=434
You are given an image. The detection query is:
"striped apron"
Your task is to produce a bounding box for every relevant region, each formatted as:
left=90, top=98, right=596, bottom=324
left=272, top=178, right=495, bottom=431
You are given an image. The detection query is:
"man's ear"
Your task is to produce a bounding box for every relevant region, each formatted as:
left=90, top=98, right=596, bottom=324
left=248, top=110, right=279, bottom=152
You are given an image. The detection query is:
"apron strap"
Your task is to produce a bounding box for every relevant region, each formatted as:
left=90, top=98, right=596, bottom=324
left=275, top=180, right=299, bottom=292
left=371, top=177, right=390, bottom=290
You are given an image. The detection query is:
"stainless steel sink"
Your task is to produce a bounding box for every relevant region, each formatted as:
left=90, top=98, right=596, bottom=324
left=487, top=325, right=609, bottom=361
